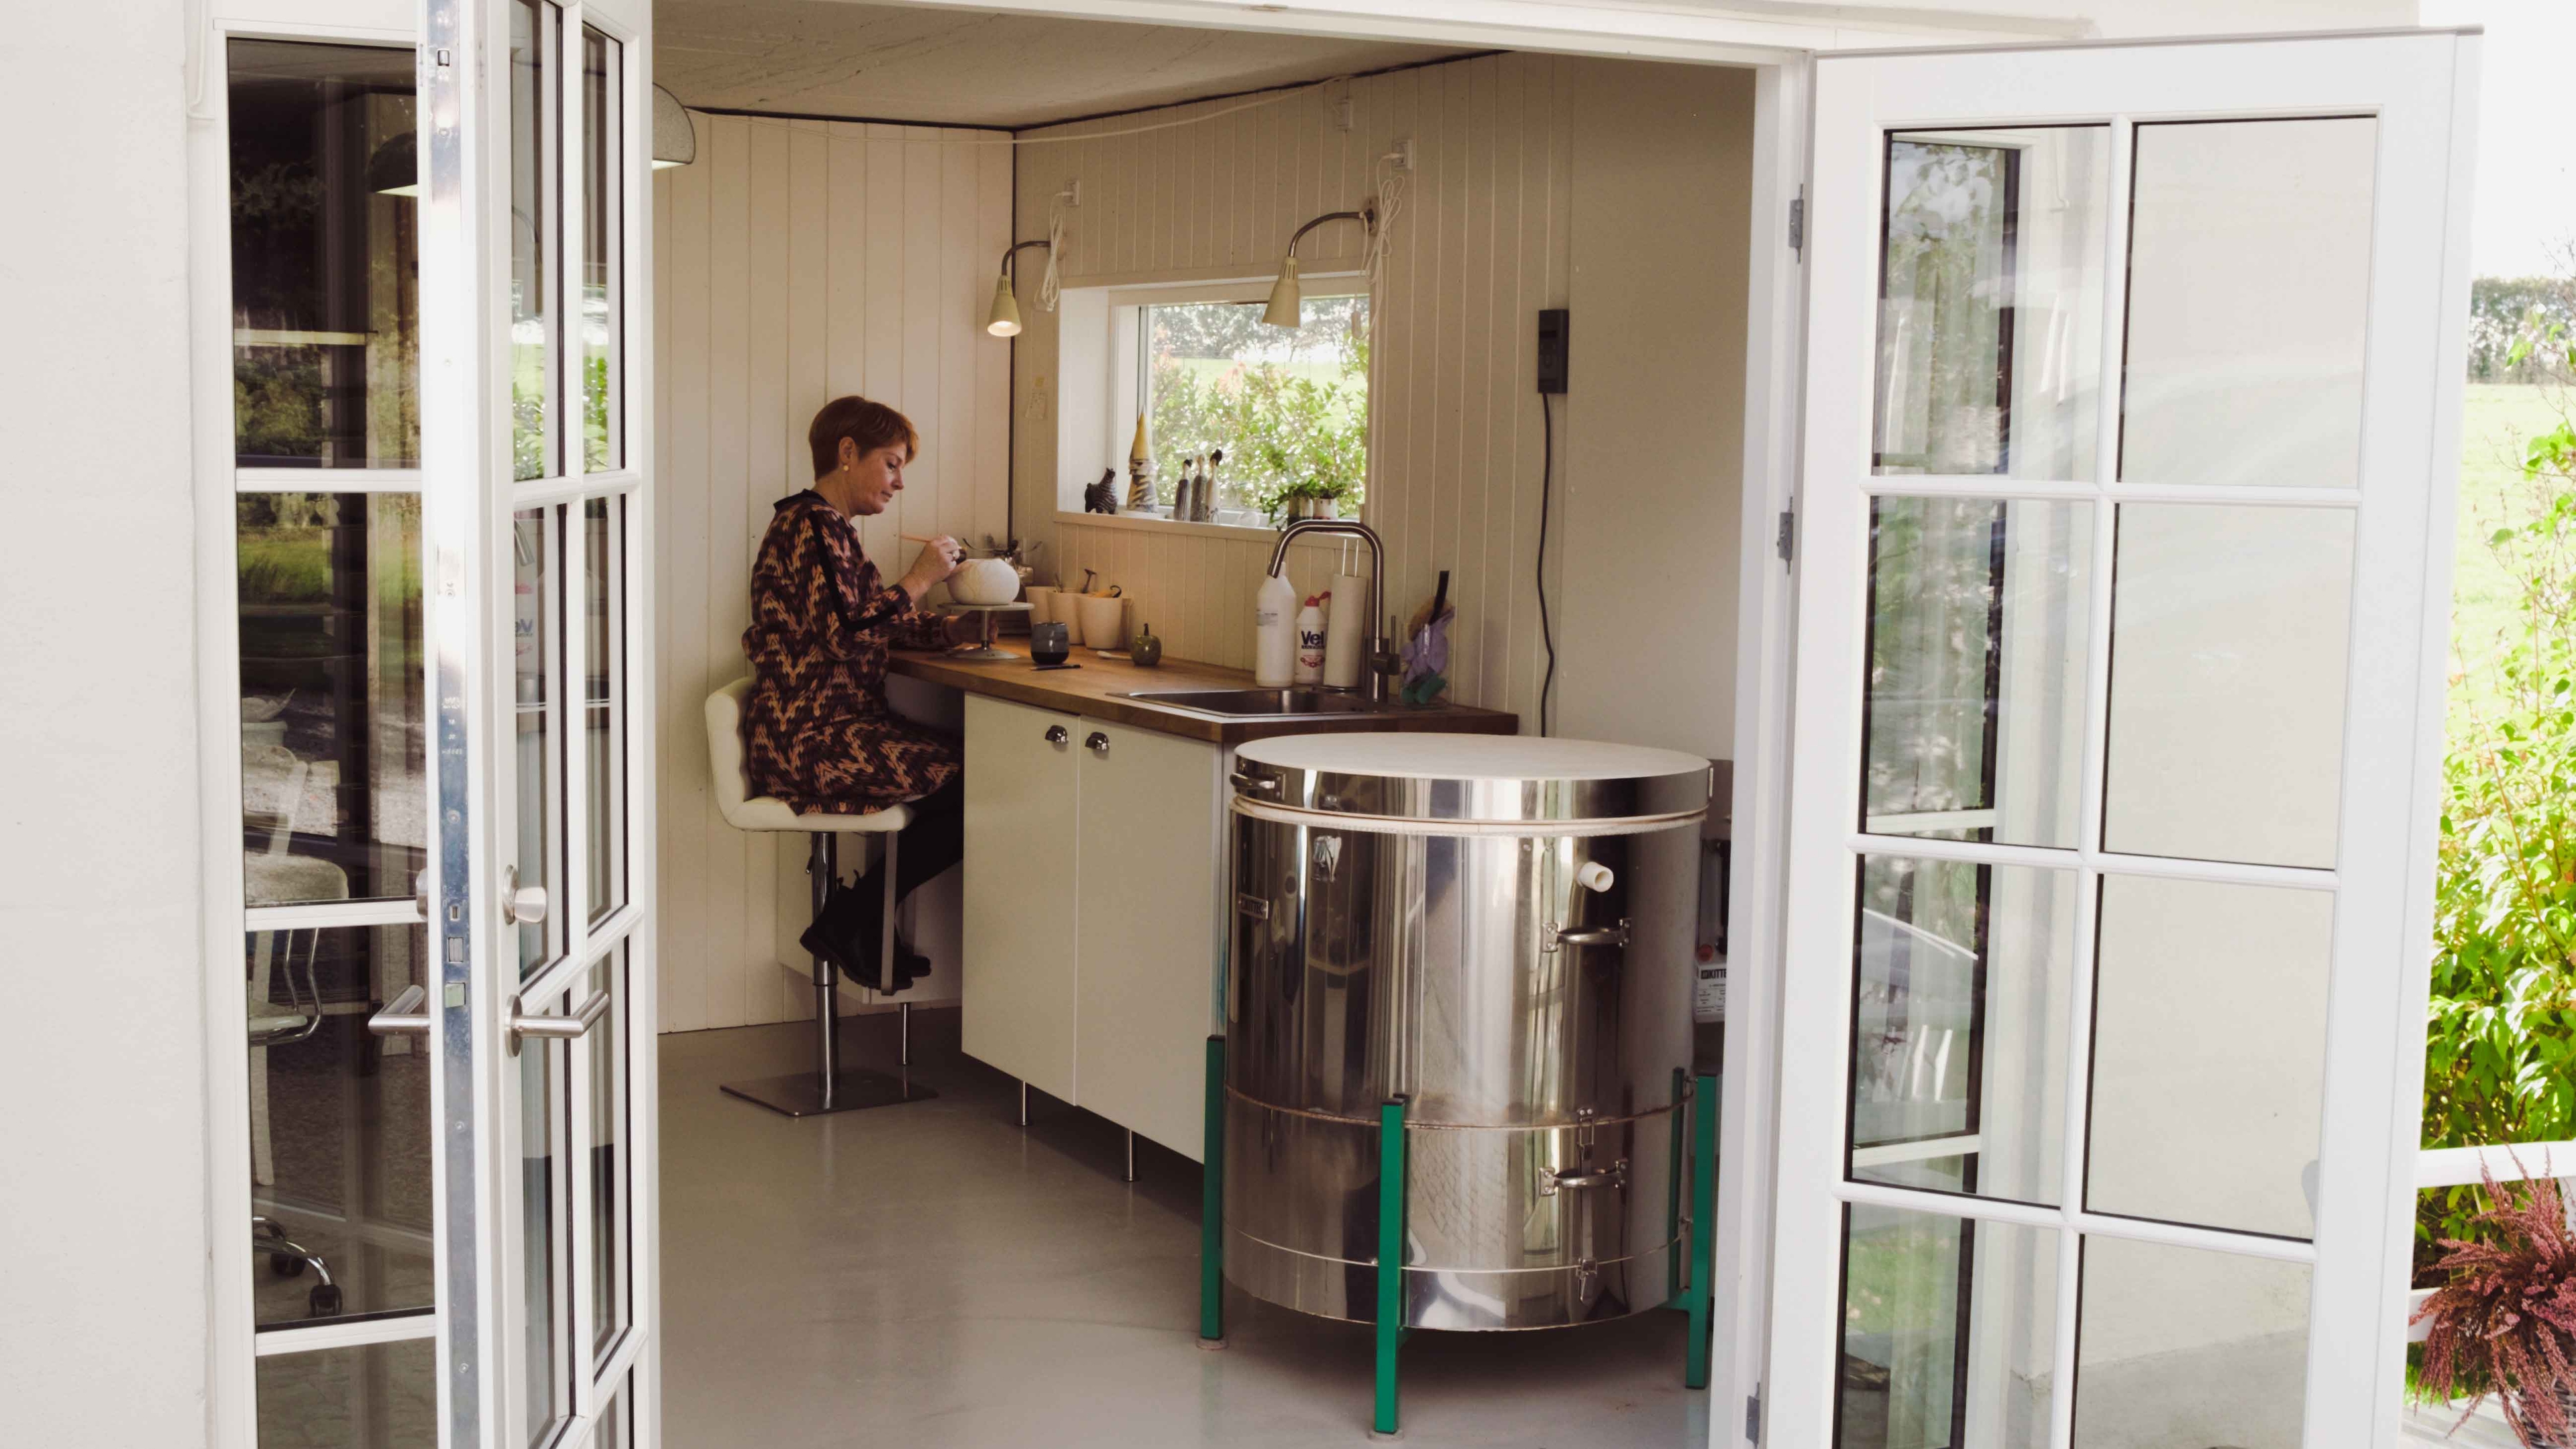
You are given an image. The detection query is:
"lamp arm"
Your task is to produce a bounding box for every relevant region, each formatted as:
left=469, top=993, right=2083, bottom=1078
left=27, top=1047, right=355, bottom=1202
left=1284, top=205, right=1377, bottom=261
left=999, top=238, right=1053, bottom=278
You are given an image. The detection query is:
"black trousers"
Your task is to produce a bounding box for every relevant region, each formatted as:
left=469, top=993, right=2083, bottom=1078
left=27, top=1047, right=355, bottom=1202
left=801, top=776, right=964, bottom=994
left=877, top=774, right=964, bottom=902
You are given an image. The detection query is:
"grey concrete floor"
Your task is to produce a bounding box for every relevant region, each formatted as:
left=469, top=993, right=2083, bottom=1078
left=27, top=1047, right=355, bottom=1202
left=659, top=1009, right=1712, bottom=1448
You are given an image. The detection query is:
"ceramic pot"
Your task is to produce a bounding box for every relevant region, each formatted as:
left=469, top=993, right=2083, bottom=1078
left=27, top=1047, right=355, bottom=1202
left=1079, top=595, right=1128, bottom=655
left=948, top=556, right=1022, bottom=606
left=1312, top=498, right=1338, bottom=520
left=1047, top=589, right=1085, bottom=646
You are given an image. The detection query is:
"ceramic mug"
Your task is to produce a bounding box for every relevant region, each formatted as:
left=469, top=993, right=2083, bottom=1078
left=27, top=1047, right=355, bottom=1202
left=1079, top=594, right=1127, bottom=655
left=1030, top=621, right=1069, bottom=666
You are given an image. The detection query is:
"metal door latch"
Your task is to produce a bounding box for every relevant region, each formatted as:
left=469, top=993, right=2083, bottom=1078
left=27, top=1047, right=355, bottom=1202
left=1540, top=1159, right=1629, bottom=1195
left=1545, top=918, right=1629, bottom=952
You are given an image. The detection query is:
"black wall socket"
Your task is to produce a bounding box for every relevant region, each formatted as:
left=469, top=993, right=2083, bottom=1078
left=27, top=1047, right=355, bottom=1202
left=1537, top=307, right=1568, bottom=394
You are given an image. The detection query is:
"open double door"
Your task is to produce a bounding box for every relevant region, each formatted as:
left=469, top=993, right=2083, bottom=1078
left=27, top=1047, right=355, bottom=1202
left=407, top=9, right=2472, bottom=1446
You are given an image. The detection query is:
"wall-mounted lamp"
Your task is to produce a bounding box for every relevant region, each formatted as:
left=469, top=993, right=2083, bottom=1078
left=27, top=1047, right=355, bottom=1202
left=985, top=239, right=1055, bottom=337
left=1264, top=205, right=1377, bottom=328
left=652, top=84, right=696, bottom=169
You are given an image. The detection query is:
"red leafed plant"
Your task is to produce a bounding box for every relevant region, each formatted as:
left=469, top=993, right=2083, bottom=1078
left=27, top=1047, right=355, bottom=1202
left=2414, top=1165, right=2576, bottom=1446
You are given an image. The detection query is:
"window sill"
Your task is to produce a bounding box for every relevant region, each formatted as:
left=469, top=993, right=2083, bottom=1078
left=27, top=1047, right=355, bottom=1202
left=1054, top=509, right=1354, bottom=547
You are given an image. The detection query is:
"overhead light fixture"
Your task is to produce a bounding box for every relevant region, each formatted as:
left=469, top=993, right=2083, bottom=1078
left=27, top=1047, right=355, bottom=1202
left=985, top=239, right=1055, bottom=338
left=1264, top=205, right=1375, bottom=328
left=366, top=130, right=419, bottom=197
left=652, top=84, right=695, bottom=169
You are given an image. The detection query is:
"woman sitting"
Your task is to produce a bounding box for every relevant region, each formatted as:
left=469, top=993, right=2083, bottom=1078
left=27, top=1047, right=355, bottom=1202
left=741, top=394, right=972, bottom=989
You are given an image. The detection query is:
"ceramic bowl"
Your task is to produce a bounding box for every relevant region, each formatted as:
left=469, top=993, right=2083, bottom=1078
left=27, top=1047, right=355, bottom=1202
left=948, top=557, right=1022, bottom=606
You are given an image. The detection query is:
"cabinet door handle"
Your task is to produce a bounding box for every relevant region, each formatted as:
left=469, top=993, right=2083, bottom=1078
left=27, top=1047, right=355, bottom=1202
left=1044, top=724, right=1069, bottom=745
left=1085, top=731, right=1110, bottom=756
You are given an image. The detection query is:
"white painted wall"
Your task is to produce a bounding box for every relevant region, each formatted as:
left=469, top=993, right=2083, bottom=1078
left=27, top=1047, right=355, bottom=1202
left=1017, top=53, right=1755, bottom=759
left=0, top=0, right=211, bottom=1440
left=651, top=111, right=1010, bottom=1034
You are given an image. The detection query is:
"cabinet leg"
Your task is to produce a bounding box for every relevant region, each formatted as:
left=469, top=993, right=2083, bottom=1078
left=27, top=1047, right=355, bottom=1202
left=898, top=1001, right=911, bottom=1067
left=1124, top=1130, right=1136, bottom=1183
left=1372, top=1095, right=1408, bottom=1440
left=1018, top=1079, right=1029, bottom=1128
left=1686, top=1071, right=1718, bottom=1391
left=1199, top=1035, right=1227, bottom=1349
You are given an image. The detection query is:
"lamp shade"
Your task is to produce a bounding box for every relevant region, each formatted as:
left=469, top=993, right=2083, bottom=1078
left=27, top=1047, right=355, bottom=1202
left=652, top=84, right=696, bottom=169
left=985, top=274, right=1023, bottom=337
left=366, top=131, right=419, bottom=197
left=1261, top=258, right=1302, bottom=329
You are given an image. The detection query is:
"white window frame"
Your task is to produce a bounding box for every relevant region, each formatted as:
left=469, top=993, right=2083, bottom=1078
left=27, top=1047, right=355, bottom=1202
left=1055, top=272, right=1372, bottom=537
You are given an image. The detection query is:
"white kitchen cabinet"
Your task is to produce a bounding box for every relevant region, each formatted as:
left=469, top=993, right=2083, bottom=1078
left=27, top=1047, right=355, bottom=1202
left=959, top=694, right=1082, bottom=1103
left=958, top=695, right=1227, bottom=1163
left=1069, top=718, right=1226, bottom=1161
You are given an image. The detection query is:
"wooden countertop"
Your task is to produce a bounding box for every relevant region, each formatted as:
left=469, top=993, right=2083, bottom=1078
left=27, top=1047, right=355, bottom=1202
left=888, top=648, right=1517, bottom=745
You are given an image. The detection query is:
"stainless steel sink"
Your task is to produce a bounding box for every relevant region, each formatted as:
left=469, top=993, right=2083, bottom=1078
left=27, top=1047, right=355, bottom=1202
left=1118, top=687, right=1383, bottom=718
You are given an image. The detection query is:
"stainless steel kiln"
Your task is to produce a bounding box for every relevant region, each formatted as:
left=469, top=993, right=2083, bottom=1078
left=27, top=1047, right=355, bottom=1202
left=1219, top=732, right=1711, bottom=1333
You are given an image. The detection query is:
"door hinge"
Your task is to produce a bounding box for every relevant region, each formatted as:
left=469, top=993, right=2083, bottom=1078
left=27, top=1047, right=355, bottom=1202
left=1746, top=1388, right=1763, bottom=1444
left=1775, top=507, right=1796, bottom=567
left=1788, top=190, right=1805, bottom=257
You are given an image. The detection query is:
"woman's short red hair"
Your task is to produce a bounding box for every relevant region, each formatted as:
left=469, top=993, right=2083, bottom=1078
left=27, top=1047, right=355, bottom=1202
left=808, top=395, right=918, bottom=480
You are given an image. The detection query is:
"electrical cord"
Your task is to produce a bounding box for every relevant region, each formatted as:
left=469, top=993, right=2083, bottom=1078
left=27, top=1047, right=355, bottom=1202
left=1537, top=390, right=1556, bottom=738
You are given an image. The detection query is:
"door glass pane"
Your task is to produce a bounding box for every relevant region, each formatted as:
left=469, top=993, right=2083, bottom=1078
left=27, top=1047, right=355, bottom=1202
left=581, top=28, right=623, bottom=472
left=589, top=947, right=629, bottom=1358
left=598, top=1376, right=630, bottom=1449
left=257, top=1337, right=436, bottom=1448
left=1837, top=1203, right=2059, bottom=1448
left=585, top=496, right=627, bottom=924
left=2120, top=118, right=2376, bottom=490
left=1874, top=127, right=2110, bottom=480
left=2073, top=1236, right=2308, bottom=1448
left=523, top=1036, right=566, bottom=1447
left=515, top=506, right=563, bottom=973
left=248, top=922, right=434, bottom=1326
left=510, top=0, right=559, bottom=481
left=226, top=40, right=419, bottom=470
left=239, top=494, right=427, bottom=904
left=2087, top=875, right=2329, bottom=1239
left=1864, top=498, right=2093, bottom=849
left=1850, top=858, right=2077, bottom=1207
left=2102, top=504, right=2353, bottom=869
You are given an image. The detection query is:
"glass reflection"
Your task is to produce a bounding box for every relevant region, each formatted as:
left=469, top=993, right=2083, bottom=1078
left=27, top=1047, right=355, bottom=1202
left=524, top=1038, right=564, bottom=1447
left=247, top=925, right=432, bottom=1328
left=590, top=950, right=629, bottom=1358
left=1850, top=857, right=2076, bottom=1207
left=2087, top=875, right=2330, bottom=1240
left=1837, top=1204, right=2058, bottom=1449
left=1864, top=498, right=2092, bottom=849
left=586, top=496, right=627, bottom=924
left=1874, top=127, right=2108, bottom=480
left=511, top=0, right=557, bottom=481
left=2072, top=1236, right=2309, bottom=1448
left=257, top=1338, right=436, bottom=1448
left=2120, top=118, right=2376, bottom=490
left=515, top=506, right=561, bottom=974
left=582, top=28, right=623, bottom=472
left=227, top=40, right=419, bottom=470
left=238, top=494, right=425, bottom=905
left=2102, top=504, right=2352, bottom=869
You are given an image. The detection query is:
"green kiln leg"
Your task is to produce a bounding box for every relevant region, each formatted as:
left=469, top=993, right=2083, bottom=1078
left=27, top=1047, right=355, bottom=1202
left=1200, top=1034, right=1226, bottom=1347
left=1666, top=1067, right=1688, bottom=1307
left=1686, top=1070, right=1718, bottom=1390
left=1373, top=1095, right=1409, bottom=1438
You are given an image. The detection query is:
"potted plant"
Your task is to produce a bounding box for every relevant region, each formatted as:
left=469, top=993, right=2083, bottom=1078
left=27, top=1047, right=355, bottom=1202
left=2413, top=1167, right=2576, bottom=1445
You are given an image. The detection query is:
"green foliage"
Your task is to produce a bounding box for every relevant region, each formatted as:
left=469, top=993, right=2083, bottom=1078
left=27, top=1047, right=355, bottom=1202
left=2422, top=372, right=2576, bottom=1273
left=2472, top=276, right=2576, bottom=383
left=1144, top=297, right=1368, bottom=522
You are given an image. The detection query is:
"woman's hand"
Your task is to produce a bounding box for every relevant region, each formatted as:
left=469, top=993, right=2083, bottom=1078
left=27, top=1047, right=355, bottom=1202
left=896, top=535, right=965, bottom=603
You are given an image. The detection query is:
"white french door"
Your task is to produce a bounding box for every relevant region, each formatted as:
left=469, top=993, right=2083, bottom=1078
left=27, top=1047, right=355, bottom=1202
left=1769, top=30, right=2475, bottom=1449
left=419, top=0, right=657, bottom=1445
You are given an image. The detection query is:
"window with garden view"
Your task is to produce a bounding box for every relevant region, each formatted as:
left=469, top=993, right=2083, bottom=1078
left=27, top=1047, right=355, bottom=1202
left=1142, top=294, right=1368, bottom=523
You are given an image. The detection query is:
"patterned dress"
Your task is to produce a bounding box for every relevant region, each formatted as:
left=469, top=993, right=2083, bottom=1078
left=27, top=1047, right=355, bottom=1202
left=741, top=490, right=959, bottom=814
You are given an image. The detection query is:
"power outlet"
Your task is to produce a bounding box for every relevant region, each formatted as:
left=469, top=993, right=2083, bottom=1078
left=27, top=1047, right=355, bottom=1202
left=1537, top=308, right=1568, bottom=394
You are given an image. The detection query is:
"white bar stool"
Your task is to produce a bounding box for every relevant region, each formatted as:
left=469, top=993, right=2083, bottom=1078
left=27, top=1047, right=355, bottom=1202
left=704, top=678, right=934, bottom=1117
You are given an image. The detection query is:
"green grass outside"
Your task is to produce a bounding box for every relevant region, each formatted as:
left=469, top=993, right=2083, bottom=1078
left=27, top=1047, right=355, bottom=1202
left=2450, top=383, right=2562, bottom=724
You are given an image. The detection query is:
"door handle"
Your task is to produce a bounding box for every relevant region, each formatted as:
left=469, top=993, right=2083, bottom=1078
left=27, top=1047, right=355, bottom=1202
left=508, top=986, right=611, bottom=1055
left=502, top=865, right=548, bottom=925
left=367, top=984, right=431, bottom=1038
left=1085, top=731, right=1110, bottom=756
left=1044, top=724, right=1069, bottom=745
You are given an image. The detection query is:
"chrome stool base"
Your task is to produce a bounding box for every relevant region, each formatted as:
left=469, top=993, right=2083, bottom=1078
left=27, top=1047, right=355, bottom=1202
left=719, top=1069, right=935, bottom=1118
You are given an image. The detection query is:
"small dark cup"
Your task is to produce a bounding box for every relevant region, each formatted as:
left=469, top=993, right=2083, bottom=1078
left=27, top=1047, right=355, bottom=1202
left=1030, top=621, right=1069, bottom=665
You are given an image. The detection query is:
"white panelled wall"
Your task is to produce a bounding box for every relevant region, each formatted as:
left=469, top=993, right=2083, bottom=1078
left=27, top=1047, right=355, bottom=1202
left=653, top=111, right=1010, bottom=1032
